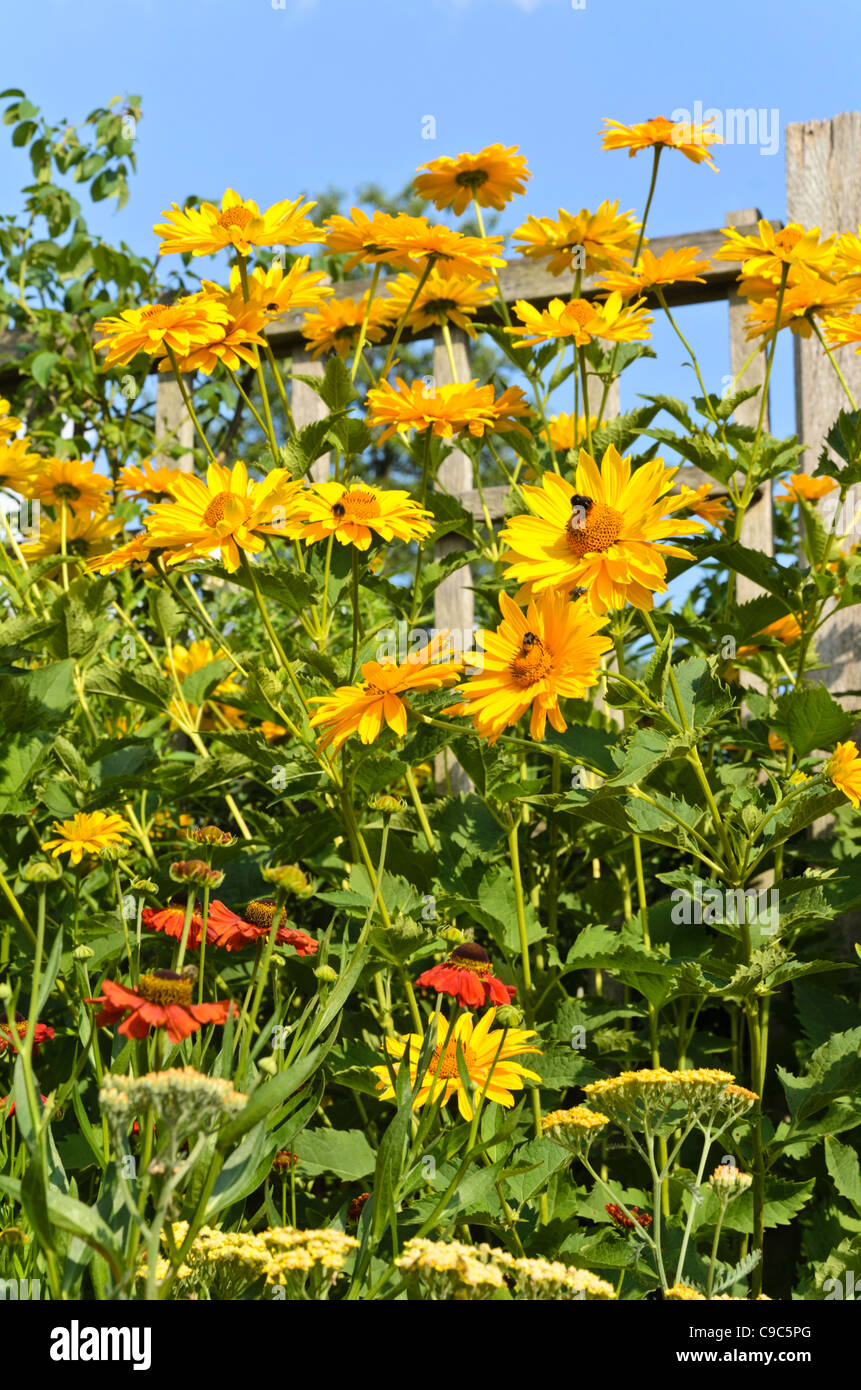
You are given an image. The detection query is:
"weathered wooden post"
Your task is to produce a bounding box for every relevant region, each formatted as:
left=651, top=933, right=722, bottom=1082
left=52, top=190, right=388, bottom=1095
left=726, top=208, right=773, bottom=603
left=432, top=325, right=474, bottom=793
left=154, top=376, right=194, bottom=471
left=786, top=113, right=861, bottom=706
left=289, top=348, right=331, bottom=483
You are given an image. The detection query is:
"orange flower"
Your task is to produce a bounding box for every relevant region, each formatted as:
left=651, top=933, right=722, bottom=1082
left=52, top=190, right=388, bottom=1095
left=89, top=973, right=236, bottom=1043
left=777, top=473, right=838, bottom=503
left=600, top=115, right=722, bottom=170
left=383, top=267, right=495, bottom=338
left=414, top=144, right=530, bottom=215
left=512, top=202, right=641, bottom=277
left=94, top=297, right=230, bottom=368
left=154, top=189, right=323, bottom=258
left=367, top=377, right=531, bottom=443
left=309, top=640, right=462, bottom=753
left=301, top=292, right=395, bottom=359
left=714, top=221, right=838, bottom=283
left=506, top=292, right=652, bottom=349
left=597, top=246, right=711, bottom=299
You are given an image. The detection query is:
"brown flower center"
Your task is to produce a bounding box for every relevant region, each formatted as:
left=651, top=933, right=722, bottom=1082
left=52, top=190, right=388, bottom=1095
left=218, top=206, right=254, bottom=231
left=53, top=483, right=81, bottom=501
left=244, top=898, right=286, bottom=931
left=509, top=633, right=554, bottom=687
left=137, top=971, right=193, bottom=1008
left=454, top=168, right=489, bottom=190
left=564, top=499, right=623, bottom=557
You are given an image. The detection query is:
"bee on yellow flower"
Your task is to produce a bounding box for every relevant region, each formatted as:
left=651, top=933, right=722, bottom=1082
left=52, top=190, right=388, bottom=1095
left=500, top=447, right=704, bottom=613
left=442, top=588, right=612, bottom=744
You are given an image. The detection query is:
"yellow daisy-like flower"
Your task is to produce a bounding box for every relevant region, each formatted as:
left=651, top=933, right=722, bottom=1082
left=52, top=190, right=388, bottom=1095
left=713, top=220, right=838, bottom=283
left=86, top=533, right=155, bottom=575
left=41, top=810, right=131, bottom=865
left=512, top=201, right=641, bottom=277
left=506, top=291, right=652, bottom=349
left=140, top=460, right=300, bottom=573
left=387, top=216, right=506, bottom=278
left=116, top=461, right=184, bottom=502
left=413, top=144, right=531, bottom=215
left=0, top=398, right=23, bottom=442
left=0, top=438, right=41, bottom=492
left=234, top=258, right=333, bottom=317
left=442, top=588, right=612, bottom=744
left=742, top=276, right=858, bottom=340
left=597, top=246, right=711, bottom=299
left=301, top=293, right=395, bottom=359
left=165, top=286, right=267, bottom=375
left=153, top=189, right=323, bottom=259
left=827, top=741, right=861, bottom=808
left=281, top=480, right=433, bottom=551
left=94, top=297, right=229, bottom=369
left=547, top=413, right=599, bottom=452
left=366, top=377, right=531, bottom=443
left=308, top=640, right=462, bottom=754
left=777, top=472, right=838, bottom=503
left=324, top=208, right=418, bottom=273
left=371, top=1009, right=542, bottom=1122
left=29, top=457, right=112, bottom=513
left=383, top=267, right=495, bottom=338
left=22, top=509, right=124, bottom=563
left=600, top=115, right=722, bottom=170
left=822, top=311, right=861, bottom=352
left=500, top=447, right=704, bottom=612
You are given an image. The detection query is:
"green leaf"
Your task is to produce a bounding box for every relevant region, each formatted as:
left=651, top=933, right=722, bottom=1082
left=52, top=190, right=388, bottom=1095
left=825, top=1136, right=861, bottom=1217
left=774, top=684, right=855, bottom=757
left=291, top=1127, right=377, bottom=1179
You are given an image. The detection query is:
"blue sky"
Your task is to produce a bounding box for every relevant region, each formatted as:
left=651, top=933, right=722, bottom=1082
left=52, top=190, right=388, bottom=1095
left=4, top=0, right=861, bottom=439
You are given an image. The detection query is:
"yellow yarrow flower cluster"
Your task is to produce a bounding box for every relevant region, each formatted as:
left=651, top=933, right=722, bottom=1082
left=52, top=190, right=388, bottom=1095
left=164, top=1224, right=358, bottom=1298
left=494, top=1252, right=616, bottom=1301
left=541, top=1105, right=610, bottom=1153
left=396, top=1238, right=616, bottom=1301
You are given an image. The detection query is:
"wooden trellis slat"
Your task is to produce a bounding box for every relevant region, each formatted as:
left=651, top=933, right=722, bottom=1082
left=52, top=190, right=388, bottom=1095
left=787, top=113, right=861, bottom=712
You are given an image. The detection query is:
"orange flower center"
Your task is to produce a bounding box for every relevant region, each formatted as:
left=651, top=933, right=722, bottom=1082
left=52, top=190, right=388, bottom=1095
left=430, top=1038, right=476, bottom=1080
left=137, top=973, right=193, bottom=1007
left=563, top=299, right=595, bottom=327
left=565, top=499, right=623, bottom=557
left=202, top=491, right=243, bottom=527
left=775, top=227, right=804, bottom=253
left=336, top=490, right=381, bottom=520
left=509, top=634, right=554, bottom=687
left=218, top=206, right=254, bottom=231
